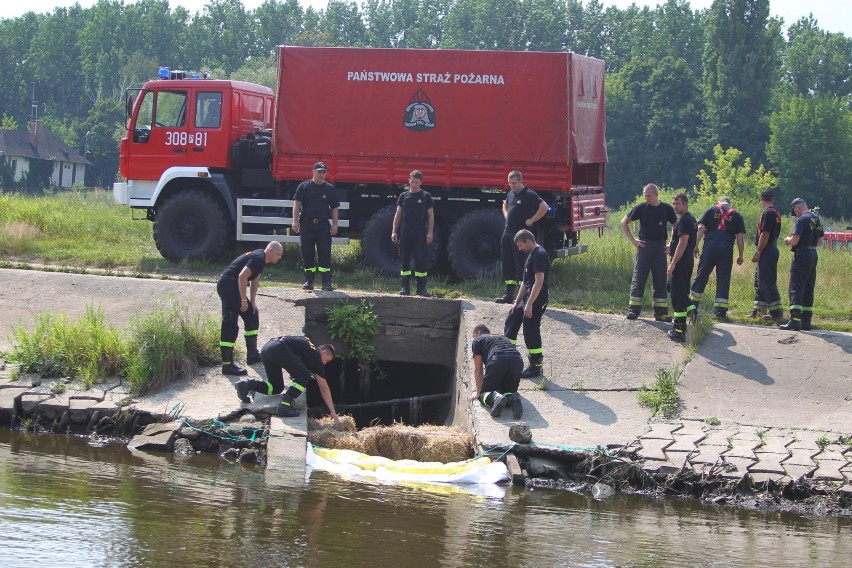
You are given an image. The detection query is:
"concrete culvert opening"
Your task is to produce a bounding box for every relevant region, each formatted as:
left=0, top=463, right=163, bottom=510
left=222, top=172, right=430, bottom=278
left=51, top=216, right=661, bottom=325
left=297, top=296, right=468, bottom=431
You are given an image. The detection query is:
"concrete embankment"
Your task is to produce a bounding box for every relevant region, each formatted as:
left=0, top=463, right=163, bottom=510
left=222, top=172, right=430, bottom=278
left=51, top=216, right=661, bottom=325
left=1, top=268, right=850, bottom=506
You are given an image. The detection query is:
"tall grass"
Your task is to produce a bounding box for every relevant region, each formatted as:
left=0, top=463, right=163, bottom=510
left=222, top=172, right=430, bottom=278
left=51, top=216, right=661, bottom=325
left=9, top=299, right=219, bottom=395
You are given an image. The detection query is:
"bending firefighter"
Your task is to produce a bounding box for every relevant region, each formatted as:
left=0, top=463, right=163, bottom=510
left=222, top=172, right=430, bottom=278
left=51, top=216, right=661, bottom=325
left=217, top=241, right=283, bottom=376
left=234, top=336, right=338, bottom=418
left=469, top=324, right=524, bottom=419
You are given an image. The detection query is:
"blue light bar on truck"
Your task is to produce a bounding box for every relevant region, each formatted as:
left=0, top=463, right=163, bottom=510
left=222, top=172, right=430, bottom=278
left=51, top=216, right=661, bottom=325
left=157, top=67, right=209, bottom=80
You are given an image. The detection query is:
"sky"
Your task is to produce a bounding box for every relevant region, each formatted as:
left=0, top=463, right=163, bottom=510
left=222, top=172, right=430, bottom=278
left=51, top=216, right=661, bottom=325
left=0, top=0, right=850, bottom=37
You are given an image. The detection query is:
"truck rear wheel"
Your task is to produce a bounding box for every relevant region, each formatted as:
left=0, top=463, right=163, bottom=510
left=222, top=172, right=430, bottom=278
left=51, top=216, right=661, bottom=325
left=153, top=189, right=231, bottom=262
left=361, top=204, right=443, bottom=276
left=447, top=209, right=504, bottom=279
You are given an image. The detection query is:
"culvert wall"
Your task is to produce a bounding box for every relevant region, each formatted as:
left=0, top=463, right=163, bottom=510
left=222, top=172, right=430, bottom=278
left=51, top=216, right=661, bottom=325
left=297, top=296, right=471, bottom=431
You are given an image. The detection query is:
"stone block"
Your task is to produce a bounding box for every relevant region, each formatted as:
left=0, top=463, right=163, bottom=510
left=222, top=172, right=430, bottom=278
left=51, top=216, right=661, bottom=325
left=725, top=440, right=758, bottom=459
left=668, top=429, right=706, bottom=452
left=749, top=472, right=789, bottom=487
left=782, top=463, right=815, bottom=480
left=128, top=420, right=183, bottom=453
left=701, top=429, right=736, bottom=446
left=756, top=437, right=790, bottom=455
left=785, top=448, right=818, bottom=466
left=640, top=422, right=681, bottom=440
left=814, top=445, right=846, bottom=462
left=69, top=398, right=100, bottom=425
left=37, top=395, right=71, bottom=421
left=637, top=437, right=673, bottom=462
left=748, top=452, right=788, bottom=475
left=690, top=445, right=726, bottom=466
left=811, top=459, right=846, bottom=482
left=20, top=393, right=52, bottom=415
left=662, top=450, right=693, bottom=470
left=267, top=416, right=307, bottom=473
left=732, top=427, right=762, bottom=441
left=787, top=431, right=826, bottom=450
left=0, top=386, right=29, bottom=425
left=720, top=457, right=755, bottom=479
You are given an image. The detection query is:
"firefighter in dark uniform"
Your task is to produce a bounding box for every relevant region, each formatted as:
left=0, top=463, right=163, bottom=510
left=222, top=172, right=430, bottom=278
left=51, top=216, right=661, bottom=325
left=391, top=170, right=435, bottom=297
left=751, top=189, right=784, bottom=321
left=217, top=241, right=283, bottom=375
left=666, top=193, right=697, bottom=342
left=235, top=336, right=338, bottom=418
left=504, top=229, right=549, bottom=378
left=620, top=183, right=678, bottom=321
left=468, top=324, right=524, bottom=419
left=495, top=170, right=548, bottom=304
left=689, top=196, right=746, bottom=319
left=292, top=162, right=340, bottom=291
left=780, top=198, right=824, bottom=331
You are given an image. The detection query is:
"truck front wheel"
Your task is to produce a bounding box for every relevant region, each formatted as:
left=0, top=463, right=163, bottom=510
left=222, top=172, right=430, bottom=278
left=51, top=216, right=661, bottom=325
left=447, top=209, right=504, bottom=279
left=153, top=189, right=231, bottom=262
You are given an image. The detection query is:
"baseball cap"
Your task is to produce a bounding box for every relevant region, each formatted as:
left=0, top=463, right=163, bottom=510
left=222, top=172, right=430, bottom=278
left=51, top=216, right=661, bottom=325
left=313, top=162, right=328, bottom=171
left=790, top=197, right=805, bottom=215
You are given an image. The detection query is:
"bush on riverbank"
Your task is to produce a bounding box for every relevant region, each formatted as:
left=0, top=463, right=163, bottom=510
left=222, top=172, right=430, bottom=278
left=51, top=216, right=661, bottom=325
left=1, top=189, right=850, bottom=330
left=9, top=299, right=219, bottom=395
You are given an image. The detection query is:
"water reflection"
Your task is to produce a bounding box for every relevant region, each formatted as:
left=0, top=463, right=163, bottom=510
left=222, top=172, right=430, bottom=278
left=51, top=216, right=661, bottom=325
left=0, top=429, right=849, bottom=567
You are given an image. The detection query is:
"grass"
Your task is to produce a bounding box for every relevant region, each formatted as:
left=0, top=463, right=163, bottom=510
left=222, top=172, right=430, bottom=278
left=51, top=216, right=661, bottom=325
left=637, top=366, right=682, bottom=417
left=8, top=299, right=219, bottom=396
left=1, top=189, right=850, bottom=330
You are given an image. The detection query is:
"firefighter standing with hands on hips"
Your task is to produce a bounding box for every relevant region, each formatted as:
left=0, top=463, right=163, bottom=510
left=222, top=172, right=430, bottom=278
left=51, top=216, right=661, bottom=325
left=292, top=162, right=340, bottom=291
left=780, top=198, right=824, bottom=331
left=391, top=170, right=435, bottom=297
left=217, top=241, right=283, bottom=376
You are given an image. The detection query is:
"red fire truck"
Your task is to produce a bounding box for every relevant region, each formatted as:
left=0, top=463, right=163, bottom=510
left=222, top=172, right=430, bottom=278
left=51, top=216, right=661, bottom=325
left=114, top=46, right=608, bottom=278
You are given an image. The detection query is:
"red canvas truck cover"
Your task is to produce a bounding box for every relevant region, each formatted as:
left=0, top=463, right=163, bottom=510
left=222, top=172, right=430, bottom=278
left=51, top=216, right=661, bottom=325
left=273, top=46, right=606, bottom=187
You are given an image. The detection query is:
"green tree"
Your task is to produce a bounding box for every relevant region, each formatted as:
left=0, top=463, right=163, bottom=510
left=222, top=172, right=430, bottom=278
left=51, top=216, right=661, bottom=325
left=82, top=97, right=125, bottom=187
left=253, top=0, right=305, bottom=56
left=695, top=145, right=777, bottom=202
left=782, top=16, right=852, bottom=99
left=320, top=0, right=368, bottom=47
left=443, top=0, right=522, bottom=50
left=1, top=114, right=20, bottom=130
left=702, top=0, right=781, bottom=163
left=767, top=95, right=852, bottom=217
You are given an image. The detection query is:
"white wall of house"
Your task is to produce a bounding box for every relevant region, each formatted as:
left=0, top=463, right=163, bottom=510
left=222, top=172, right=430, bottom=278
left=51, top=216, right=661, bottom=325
left=51, top=161, right=86, bottom=188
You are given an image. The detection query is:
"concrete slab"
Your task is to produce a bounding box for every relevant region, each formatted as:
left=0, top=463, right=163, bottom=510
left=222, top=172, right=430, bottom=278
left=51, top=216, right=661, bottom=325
left=680, top=323, right=852, bottom=430
left=266, top=416, right=307, bottom=473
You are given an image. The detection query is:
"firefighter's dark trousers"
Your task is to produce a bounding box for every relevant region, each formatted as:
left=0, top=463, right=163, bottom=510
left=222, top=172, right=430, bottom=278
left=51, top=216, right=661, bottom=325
left=500, top=230, right=527, bottom=286
left=260, top=339, right=313, bottom=400
left=504, top=296, right=547, bottom=360
left=690, top=241, right=734, bottom=313
left=754, top=245, right=782, bottom=312
left=217, top=277, right=258, bottom=349
left=628, top=239, right=668, bottom=317
left=789, top=248, right=818, bottom=314
left=480, top=355, right=523, bottom=397
left=670, top=254, right=694, bottom=318
left=300, top=223, right=332, bottom=280
left=399, top=226, right=428, bottom=278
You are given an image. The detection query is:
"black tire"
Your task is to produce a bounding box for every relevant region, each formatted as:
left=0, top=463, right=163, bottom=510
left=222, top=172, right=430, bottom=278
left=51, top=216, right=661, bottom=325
left=361, top=204, right=443, bottom=276
left=447, top=208, right=505, bottom=279
left=153, top=188, right=231, bottom=262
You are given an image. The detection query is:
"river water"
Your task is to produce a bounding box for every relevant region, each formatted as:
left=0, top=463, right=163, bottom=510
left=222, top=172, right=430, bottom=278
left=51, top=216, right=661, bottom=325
left=1, top=429, right=849, bottom=567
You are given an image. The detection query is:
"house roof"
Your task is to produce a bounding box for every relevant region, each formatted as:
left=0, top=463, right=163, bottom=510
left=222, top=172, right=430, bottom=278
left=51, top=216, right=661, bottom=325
left=0, top=124, right=89, bottom=165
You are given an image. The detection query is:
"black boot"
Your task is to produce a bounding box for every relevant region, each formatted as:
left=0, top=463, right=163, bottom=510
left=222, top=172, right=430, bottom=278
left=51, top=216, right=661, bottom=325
left=302, top=270, right=315, bottom=291
left=495, top=284, right=516, bottom=304
left=749, top=307, right=765, bottom=319
left=235, top=379, right=266, bottom=403
left=714, top=308, right=729, bottom=321
left=667, top=317, right=686, bottom=343
left=321, top=272, right=333, bottom=292
left=766, top=308, right=784, bottom=322
left=801, top=310, right=813, bottom=331
left=416, top=277, right=431, bottom=298
left=779, top=309, right=802, bottom=331
left=508, top=393, right=524, bottom=419
left=398, top=275, right=411, bottom=296
left=245, top=335, right=261, bottom=364
left=277, top=393, right=300, bottom=417
left=654, top=313, right=673, bottom=323
left=489, top=392, right=508, bottom=417
left=521, top=355, right=543, bottom=378
left=221, top=347, right=247, bottom=376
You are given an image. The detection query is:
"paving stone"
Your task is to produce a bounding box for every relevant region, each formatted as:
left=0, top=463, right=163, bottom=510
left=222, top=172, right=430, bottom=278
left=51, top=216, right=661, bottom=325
left=640, top=423, right=681, bottom=440
left=37, top=395, right=71, bottom=421
left=725, top=439, right=758, bottom=459
left=785, top=448, right=819, bottom=466
left=68, top=398, right=101, bottom=424
left=128, top=420, right=183, bottom=452
left=20, top=393, right=52, bottom=414
left=787, top=431, right=827, bottom=450
left=674, top=422, right=706, bottom=436
left=732, top=426, right=763, bottom=441
left=814, top=445, right=847, bottom=462
left=839, top=484, right=852, bottom=497
left=646, top=451, right=694, bottom=475
left=689, top=444, right=727, bottom=466
left=812, top=460, right=847, bottom=482
left=637, top=437, right=673, bottom=461
left=0, top=386, right=30, bottom=425
left=749, top=452, right=788, bottom=474
left=749, top=472, right=789, bottom=486
left=701, top=429, right=737, bottom=446
left=720, top=456, right=755, bottom=479
left=756, top=437, right=791, bottom=455
left=783, top=463, right=815, bottom=480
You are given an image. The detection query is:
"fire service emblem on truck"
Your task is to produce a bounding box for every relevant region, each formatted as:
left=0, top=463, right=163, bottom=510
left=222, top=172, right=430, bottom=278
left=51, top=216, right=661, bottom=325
left=403, top=89, right=436, bottom=131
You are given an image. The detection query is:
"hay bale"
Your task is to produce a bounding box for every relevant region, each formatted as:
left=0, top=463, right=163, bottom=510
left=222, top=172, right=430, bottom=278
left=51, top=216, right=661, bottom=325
left=305, top=420, right=474, bottom=463
left=307, top=415, right=356, bottom=432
